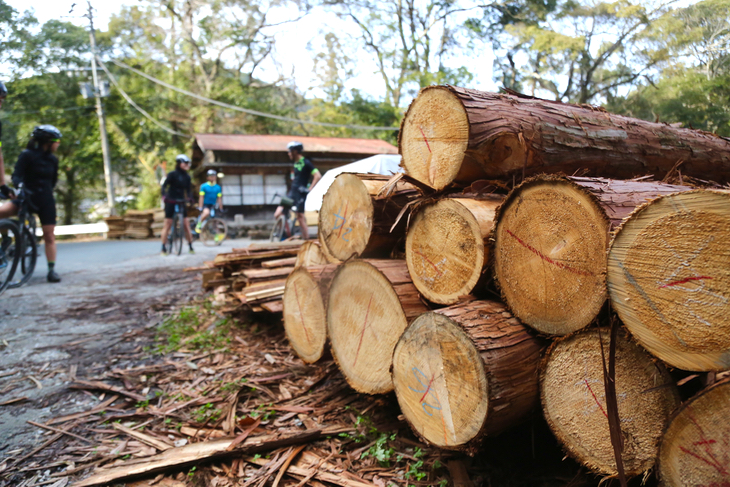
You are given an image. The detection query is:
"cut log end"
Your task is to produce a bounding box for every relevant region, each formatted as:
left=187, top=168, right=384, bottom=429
left=392, top=312, right=489, bottom=450
left=608, top=190, right=730, bottom=371
left=406, top=199, right=491, bottom=304
left=319, top=173, right=375, bottom=261
left=541, top=328, right=680, bottom=477
left=399, top=87, right=469, bottom=190
left=327, top=261, right=411, bottom=394
left=494, top=177, right=608, bottom=335
left=295, top=241, right=331, bottom=267
left=283, top=268, right=327, bottom=363
left=658, top=379, right=730, bottom=487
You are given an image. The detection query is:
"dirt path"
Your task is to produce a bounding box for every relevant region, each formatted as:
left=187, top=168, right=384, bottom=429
left=0, top=238, right=250, bottom=458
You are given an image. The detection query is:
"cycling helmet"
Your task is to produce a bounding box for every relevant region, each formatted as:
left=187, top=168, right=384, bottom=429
left=0, top=81, right=7, bottom=97
left=206, top=169, right=217, bottom=176
left=287, top=141, right=303, bottom=152
left=31, top=125, right=62, bottom=141
left=175, top=154, right=191, bottom=164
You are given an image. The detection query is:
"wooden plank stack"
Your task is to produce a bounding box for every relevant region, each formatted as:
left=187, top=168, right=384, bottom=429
left=197, top=86, right=729, bottom=483
left=104, top=216, right=125, bottom=239
left=279, top=87, right=730, bottom=481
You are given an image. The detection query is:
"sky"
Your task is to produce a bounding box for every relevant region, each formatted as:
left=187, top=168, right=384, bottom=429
left=6, top=0, right=498, bottom=105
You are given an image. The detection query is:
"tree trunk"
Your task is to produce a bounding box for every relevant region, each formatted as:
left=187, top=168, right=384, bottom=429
left=405, top=195, right=503, bottom=304
left=283, top=264, right=338, bottom=364
left=541, top=328, right=680, bottom=477
left=399, top=86, right=730, bottom=190
left=319, top=174, right=420, bottom=261
left=62, top=168, right=76, bottom=225
left=608, top=190, right=730, bottom=371
left=658, top=378, right=730, bottom=487
left=392, top=300, right=545, bottom=453
left=327, top=259, right=428, bottom=394
left=493, top=175, right=691, bottom=335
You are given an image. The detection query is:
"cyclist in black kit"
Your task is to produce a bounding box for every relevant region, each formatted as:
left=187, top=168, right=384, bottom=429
left=273, top=141, right=321, bottom=239
left=0, top=125, right=63, bottom=282
left=0, top=82, right=10, bottom=198
left=160, top=154, right=194, bottom=255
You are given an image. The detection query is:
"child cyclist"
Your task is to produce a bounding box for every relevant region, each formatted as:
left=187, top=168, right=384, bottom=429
left=195, top=169, right=223, bottom=233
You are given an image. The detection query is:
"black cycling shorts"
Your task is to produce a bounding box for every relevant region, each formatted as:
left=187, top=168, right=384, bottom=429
left=12, top=191, right=56, bottom=226
left=164, top=202, right=188, bottom=219
left=203, top=203, right=215, bottom=210
left=289, top=190, right=307, bottom=214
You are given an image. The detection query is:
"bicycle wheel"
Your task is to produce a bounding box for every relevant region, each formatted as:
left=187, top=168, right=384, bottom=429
left=173, top=213, right=184, bottom=255
left=8, top=226, right=37, bottom=289
left=0, top=219, right=21, bottom=295
left=202, top=218, right=227, bottom=246
left=270, top=216, right=285, bottom=242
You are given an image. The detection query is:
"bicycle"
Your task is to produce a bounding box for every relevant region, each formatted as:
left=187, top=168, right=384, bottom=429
left=269, top=193, right=299, bottom=242
left=166, top=201, right=188, bottom=256
left=3, top=183, right=39, bottom=288
left=0, top=218, right=21, bottom=295
left=195, top=207, right=227, bottom=246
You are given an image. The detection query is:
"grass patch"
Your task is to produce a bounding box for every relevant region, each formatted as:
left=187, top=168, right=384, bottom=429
left=156, top=305, right=234, bottom=353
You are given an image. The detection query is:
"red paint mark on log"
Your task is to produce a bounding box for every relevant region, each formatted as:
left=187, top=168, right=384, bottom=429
left=414, top=249, right=444, bottom=277
left=420, top=374, right=436, bottom=403
left=694, top=439, right=717, bottom=446
left=660, top=276, right=713, bottom=288
left=337, top=201, right=349, bottom=239
left=680, top=446, right=728, bottom=474
left=352, top=294, right=374, bottom=367
left=505, top=229, right=593, bottom=277
left=293, top=282, right=312, bottom=345
left=683, top=406, right=729, bottom=475
left=584, top=379, right=608, bottom=419
left=419, top=126, right=432, bottom=153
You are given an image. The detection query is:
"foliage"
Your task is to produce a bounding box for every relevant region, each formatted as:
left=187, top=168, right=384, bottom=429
left=489, top=0, right=676, bottom=103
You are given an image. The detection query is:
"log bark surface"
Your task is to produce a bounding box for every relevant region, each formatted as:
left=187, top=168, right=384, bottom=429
left=319, top=174, right=419, bottom=261
left=658, top=378, right=730, bottom=487
left=405, top=195, right=503, bottom=304
left=283, top=264, right=339, bottom=363
left=541, top=328, right=680, bottom=477
left=493, top=175, right=691, bottom=335
left=328, top=259, right=428, bottom=394
left=608, top=190, right=730, bottom=371
left=392, top=300, right=545, bottom=453
left=399, top=85, right=730, bottom=189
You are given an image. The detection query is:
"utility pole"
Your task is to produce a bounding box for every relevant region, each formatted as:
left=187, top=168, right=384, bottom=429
left=85, top=2, right=115, bottom=216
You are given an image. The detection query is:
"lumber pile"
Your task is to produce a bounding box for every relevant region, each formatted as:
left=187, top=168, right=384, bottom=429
left=203, top=240, right=306, bottom=313
left=182, top=86, right=730, bottom=482
left=103, top=216, right=125, bottom=238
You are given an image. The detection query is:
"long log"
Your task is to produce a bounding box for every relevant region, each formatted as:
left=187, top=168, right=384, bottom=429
left=399, top=85, right=730, bottom=190
left=608, top=190, right=730, bottom=371
left=392, top=300, right=545, bottom=453
left=658, top=378, right=730, bottom=487
left=318, top=174, right=419, bottom=261
left=327, top=259, right=428, bottom=394
left=283, top=264, right=339, bottom=363
left=405, top=195, right=503, bottom=304
left=541, top=328, right=680, bottom=477
left=493, top=176, right=691, bottom=335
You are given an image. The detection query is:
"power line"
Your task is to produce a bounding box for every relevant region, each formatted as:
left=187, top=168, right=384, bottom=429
left=96, top=56, right=188, bottom=137
left=109, top=59, right=400, bottom=132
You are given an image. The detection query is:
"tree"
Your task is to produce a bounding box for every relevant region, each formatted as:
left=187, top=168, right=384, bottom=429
left=490, top=0, right=676, bottom=104
left=323, top=0, right=486, bottom=107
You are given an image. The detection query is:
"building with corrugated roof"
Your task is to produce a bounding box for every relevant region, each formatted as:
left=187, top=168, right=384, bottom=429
left=192, top=134, right=398, bottom=219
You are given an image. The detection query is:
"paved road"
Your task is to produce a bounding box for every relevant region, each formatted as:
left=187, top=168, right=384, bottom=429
left=0, top=236, right=254, bottom=460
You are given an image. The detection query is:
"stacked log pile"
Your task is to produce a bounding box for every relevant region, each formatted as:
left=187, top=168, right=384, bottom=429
left=103, top=216, right=125, bottom=238
left=193, top=86, right=730, bottom=483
